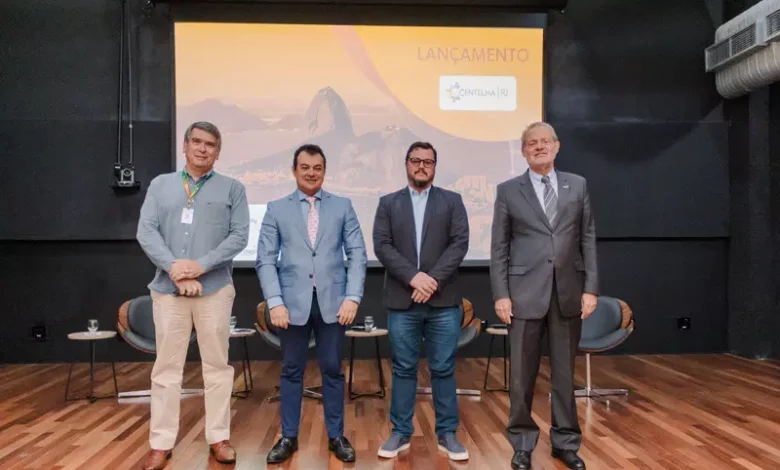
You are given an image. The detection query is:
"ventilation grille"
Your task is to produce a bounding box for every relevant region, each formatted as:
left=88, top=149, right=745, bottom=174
left=731, top=24, right=757, bottom=54
left=765, top=9, right=780, bottom=40
left=706, top=22, right=767, bottom=71
left=707, top=40, right=731, bottom=68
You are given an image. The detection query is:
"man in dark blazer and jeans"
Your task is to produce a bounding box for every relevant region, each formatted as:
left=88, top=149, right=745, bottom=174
left=373, top=141, right=470, bottom=461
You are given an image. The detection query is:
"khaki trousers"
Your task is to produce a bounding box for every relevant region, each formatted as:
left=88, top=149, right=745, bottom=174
left=149, top=284, right=235, bottom=450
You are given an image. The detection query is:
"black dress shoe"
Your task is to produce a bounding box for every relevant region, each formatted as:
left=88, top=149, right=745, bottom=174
left=267, top=437, right=298, bottom=464
left=328, top=436, right=356, bottom=462
left=551, top=448, right=585, bottom=470
left=511, top=450, right=531, bottom=470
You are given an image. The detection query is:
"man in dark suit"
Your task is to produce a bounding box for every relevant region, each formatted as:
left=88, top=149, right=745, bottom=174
left=490, top=122, right=598, bottom=470
left=373, top=142, right=470, bottom=461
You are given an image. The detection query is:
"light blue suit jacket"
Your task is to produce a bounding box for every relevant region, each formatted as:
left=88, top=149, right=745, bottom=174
left=255, top=189, right=367, bottom=325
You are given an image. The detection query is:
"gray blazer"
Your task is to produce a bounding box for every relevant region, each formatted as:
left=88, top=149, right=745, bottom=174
left=490, top=170, right=598, bottom=319
left=373, top=186, right=469, bottom=310
left=256, top=190, right=367, bottom=325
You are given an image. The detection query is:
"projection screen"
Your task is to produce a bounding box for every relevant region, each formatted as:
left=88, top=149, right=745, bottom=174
left=173, top=22, right=544, bottom=265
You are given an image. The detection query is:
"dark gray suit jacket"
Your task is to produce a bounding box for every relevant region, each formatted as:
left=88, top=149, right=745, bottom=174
left=490, top=170, right=598, bottom=319
left=373, top=186, right=469, bottom=310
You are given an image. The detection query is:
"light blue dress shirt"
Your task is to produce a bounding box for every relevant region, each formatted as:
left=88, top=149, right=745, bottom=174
left=136, top=169, right=250, bottom=296
left=297, top=188, right=321, bottom=220
left=266, top=188, right=360, bottom=310
left=528, top=168, right=558, bottom=210
left=409, top=185, right=431, bottom=268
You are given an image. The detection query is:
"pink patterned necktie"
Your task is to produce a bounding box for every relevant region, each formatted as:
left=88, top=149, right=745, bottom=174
left=306, top=196, right=318, bottom=247
left=306, top=196, right=318, bottom=286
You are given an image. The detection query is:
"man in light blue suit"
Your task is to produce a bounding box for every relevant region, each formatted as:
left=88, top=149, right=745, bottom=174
left=256, top=143, right=367, bottom=464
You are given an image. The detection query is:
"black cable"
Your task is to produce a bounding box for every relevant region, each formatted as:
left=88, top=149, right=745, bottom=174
left=127, top=0, right=134, bottom=165
left=116, top=0, right=125, bottom=166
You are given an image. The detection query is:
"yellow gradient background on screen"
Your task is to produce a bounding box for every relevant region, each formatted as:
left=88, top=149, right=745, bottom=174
left=174, top=23, right=542, bottom=142
left=352, top=26, right=543, bottom=141
left=174, top=23, right=390, bottom=109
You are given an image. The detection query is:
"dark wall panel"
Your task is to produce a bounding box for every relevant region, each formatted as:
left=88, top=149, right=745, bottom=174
left=0, top=0, right=121, bottom=120
left=0, top=0, right=172, bottom=240
left=723, top=0, right=780, bottom=360
left=545, top=1, right=723, bottom=123
left=553, top=122, right=729, bottom=238
left=726, top=85, right=780, bottom=360
left=0, top=121, right=171, bottom=239
left=0, top=0, right=172, bottom=120
left=596, top=240, right=728, bottom=354
left=0, top=239, right=728, bottom=363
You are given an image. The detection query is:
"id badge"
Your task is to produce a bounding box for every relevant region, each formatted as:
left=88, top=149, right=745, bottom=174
left=181, top=207, right=194, bottom=224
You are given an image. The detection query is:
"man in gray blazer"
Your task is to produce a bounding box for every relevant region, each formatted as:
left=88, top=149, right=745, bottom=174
left=373, top=142, right=470, bottom=461
left=490, top=122, right=597, bottom=470
left=256, top=144, right=367, bottom=464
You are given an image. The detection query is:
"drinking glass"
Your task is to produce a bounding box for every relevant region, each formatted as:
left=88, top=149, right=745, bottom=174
left=87, top=319, right=99, bottom=334
left=229, top=316, right=238, bottom=332
left=364, top=316, right=375, bottom=331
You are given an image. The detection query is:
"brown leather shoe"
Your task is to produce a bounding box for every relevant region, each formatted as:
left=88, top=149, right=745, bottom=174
left=210, top=440, right=237, bottom=464
left=142, top=449, right=172, bottom=470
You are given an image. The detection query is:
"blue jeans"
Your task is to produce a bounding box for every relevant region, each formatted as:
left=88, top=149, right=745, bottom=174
left=387, top=304, right=461, bottom=438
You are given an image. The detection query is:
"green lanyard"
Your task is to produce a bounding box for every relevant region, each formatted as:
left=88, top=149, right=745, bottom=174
left=181, top=170, right=211, bottom=206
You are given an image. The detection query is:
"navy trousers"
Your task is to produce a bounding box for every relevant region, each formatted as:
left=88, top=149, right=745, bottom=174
left=278, top=289, right=346, bottom=439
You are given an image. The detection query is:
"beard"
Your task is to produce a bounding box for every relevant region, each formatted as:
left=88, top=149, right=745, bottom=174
left=410, top=171, right=431, bottom=188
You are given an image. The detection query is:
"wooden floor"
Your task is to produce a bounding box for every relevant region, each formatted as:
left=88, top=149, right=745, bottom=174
left=1, top=354, right=779, bottom=470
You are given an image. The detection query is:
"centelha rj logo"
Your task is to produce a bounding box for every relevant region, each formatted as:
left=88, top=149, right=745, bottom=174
left=439, top=75, right=517, bottom=111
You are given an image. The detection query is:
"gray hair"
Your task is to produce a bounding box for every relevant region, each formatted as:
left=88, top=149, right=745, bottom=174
left=184, top=121, right=222, bottom=149
left=521, top=121, right=558, bottom=145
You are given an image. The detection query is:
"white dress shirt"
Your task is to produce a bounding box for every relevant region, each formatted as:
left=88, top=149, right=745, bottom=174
left=528, top=168, right=558, bottom=211
left=409, top=185, right=431, bottom=268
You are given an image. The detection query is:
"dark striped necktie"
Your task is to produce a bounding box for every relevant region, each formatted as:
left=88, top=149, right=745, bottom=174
left=541, top=175, right=557, bottom=224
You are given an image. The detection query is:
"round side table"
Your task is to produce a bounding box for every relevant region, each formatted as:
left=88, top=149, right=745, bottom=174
left=484, top=325, right=509, bottom=392
left=345, top=328, right=388, bottom=400
left=66, top=331, right=119, bottom=403
left=229, top=328, right=256, bottom=399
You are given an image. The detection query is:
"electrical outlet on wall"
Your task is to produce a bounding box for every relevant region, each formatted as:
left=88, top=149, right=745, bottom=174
left=31, top=324, right=47, bottom=341
left=677, top=317, right=691, bottom=330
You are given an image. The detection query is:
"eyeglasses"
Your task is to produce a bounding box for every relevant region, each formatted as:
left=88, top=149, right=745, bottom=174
left=407, top=157, right=436, bottom=168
